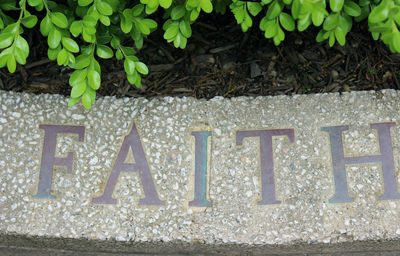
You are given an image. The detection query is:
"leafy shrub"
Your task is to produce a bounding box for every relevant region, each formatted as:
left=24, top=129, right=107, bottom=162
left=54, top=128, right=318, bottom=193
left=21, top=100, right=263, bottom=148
left=0, top=0, right=398, bottom=108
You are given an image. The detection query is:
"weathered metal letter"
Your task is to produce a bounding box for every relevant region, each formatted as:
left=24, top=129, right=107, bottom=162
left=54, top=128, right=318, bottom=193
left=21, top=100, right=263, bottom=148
left=33, top=125, right=85, bottom=199
left=92, top=122, right=164, bottom=205
left=322, top=123, right=400, bottom=203
left=236, top=129, right=295, bottom=205
left=189, top=131, right=211, bottom=207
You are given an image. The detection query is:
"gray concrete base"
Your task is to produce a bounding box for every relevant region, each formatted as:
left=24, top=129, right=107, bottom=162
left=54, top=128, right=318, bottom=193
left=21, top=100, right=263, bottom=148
left=3, top=90, right=400, bottom=254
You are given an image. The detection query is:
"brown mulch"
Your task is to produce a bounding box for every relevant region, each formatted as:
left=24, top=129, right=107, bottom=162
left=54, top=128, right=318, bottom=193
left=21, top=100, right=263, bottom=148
left=1, top=13, right=399, bottom=99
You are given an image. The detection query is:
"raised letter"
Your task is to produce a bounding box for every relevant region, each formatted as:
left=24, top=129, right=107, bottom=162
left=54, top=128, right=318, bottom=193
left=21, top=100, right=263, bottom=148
left=92, top=122, right=164, bottom=205
left=33, top=125, right=85, bottom=199
left=322, top=123, right=400, bottom=203
left=236, top=129, right=295, bottom=205
left=189, top=131, right=211, bottom=207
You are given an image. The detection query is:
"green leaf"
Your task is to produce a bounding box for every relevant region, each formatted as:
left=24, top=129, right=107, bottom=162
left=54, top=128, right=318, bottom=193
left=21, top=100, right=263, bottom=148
left=67, top=52, right=76, bottom=64
left=124, top=57, right=136, bottom=74
left=159, top=0, right=172, bottom=8
left=48, top=45, right=61, bottom=60
left=57, top=48, right=68, bottom=65
left=116, top=49, right=123, bottom=60
left=135, top=61, right=148, bottom=75
left=70, top=21, right=83, bottom=37
left=323, top=14, right=339, bottom=31
left=62, top=37, right=80, bottom=53
left=231, top=3, right=245, bottom=23
left=291, top=0, right=301, bottom=19
left=0, top=33, right=13, bottom=49
left=142, top=19, right=157, bottom=30
left=83, top=15, right=97, bottom=27
left=264, top=20, right=277, bottom=38
left=190, top=9, right=200, bottom=21
left=297, top=16, right=311, bottom=31
left=330, top=0, right=344, bottom=12
left=338, top=14, right=352, bottom=32
left=15, top=36, right=29, bottom=57
left=96, top=44, right=113, bottom=58
left=121, top=15, right=132, bottom=33
left=28, top=0, right=42, bottom=7
left=171, top=5, right=186, bottom=20
left=316, top=29, right=327, bottom=42
left=81, top=91, right=93, bottom=109
left=260, top=16, right=268, bottom=30
left=78, top=0, right=93, bottom=6
left=73, top=54, right=91, bottom=69
left=355, top=5, right=370, bottom=22
left=7, top=54, right=16, bottom=73
left=48, top=27, right=62, bottom=49
left=100, top=15, right=110, bottom=26
left=164, top=22, right=179, bottom=40
left=127, top=73, right=137, bottom=85
left=329, top=31, right=336, bottom=46
left=312, top=11, right=325, bottom=26
left=92, top=62, right=102, bottom=78
left=69, top=68, right=88, bottom=86
left=82, top=31, right=95, bottom=43
left=68, top=97, right=80, bottom=107
left=344, top=1, right=361, bottom=16
left=369, top=23, right=391, bottom=32
left=3, top=23, right=18, bottom=34
left=392, top=30, right=400, bottom=52
left=14, top=47, right=26, bottom=65
left=277, top=25, right=285, bottom=41
left=71, top=80, right=87, bottom=98
left=247, top=2, right=262, bottom=16
left=86, top=86, right=96, bottom=102
left=40, top=15, right=53, bottom=36
left=34, top=1, right=44, bottom=9
left=135, top=18, right=151, bottom=35
left=51, top=12, right=69, bottom=29
left=279, top=12, right=295, bottom=31
left=200, top=0, right=213, bottom=13
left=96, top=0, right=113, bottom=16
left=179, top=35, right=187, bottom=49
left=22, top=15, right=38, bottom=28
left=173, top=32, right=181, bottom=47
left=266, top=0, right=283, bottom=20
left=121, top=46, right=136, bottom=57
left=0, top=0, right=18, bottom=11
left=88, top=69, right=101, bottom=89
left=132, top=4, right=145, bottom=16
left=179, top=20, right=192, bottom=38
left=0, top=53, right=9, bottom=68
left=369, top=1, right=389, bottom=23
left=335, top=27, right=346, bottom=45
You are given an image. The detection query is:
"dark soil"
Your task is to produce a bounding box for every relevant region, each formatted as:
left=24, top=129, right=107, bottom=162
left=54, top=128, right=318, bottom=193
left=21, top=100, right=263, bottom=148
left=1, top=13, right=400, bottom=99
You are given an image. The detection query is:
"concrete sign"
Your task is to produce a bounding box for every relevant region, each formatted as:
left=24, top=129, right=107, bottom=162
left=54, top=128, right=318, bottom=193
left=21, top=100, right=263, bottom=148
left=2, top=90, right=400, bottom=255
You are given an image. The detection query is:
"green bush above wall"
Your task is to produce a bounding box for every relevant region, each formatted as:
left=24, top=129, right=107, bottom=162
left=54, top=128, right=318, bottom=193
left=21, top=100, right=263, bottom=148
left=0, top=0, right=398, bottom=108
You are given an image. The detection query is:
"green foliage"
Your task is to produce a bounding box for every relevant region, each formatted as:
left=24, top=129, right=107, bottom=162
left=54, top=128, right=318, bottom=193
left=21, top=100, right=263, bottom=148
left=1, top=0, right=400, bottom=109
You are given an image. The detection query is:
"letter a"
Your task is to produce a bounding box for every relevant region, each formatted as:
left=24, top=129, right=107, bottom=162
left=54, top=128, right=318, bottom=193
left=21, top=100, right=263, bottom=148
left=92, top=122, right=164, bottom=205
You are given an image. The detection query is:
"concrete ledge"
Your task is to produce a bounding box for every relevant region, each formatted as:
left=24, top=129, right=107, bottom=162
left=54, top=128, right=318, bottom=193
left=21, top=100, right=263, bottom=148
left=2, top=90, right=400, bottom=254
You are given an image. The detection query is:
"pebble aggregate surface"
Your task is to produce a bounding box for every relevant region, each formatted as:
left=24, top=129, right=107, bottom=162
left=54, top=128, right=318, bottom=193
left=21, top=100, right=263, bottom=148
left=1, top=90, right=400, bottom=254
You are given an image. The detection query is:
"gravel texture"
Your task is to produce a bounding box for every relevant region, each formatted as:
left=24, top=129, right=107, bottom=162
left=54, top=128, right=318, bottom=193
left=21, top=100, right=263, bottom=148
left=1, top=90, right=400, bottom=255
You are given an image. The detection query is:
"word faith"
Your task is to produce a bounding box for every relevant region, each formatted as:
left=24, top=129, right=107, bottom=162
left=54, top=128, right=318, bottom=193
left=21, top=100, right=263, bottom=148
left=32, top=122, right=400, bottom=206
